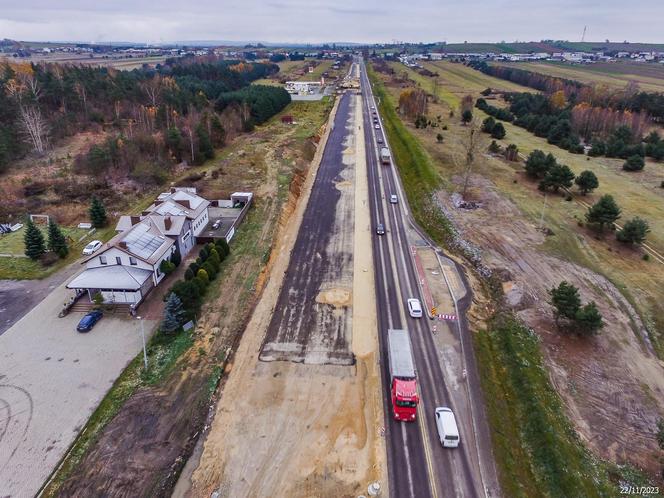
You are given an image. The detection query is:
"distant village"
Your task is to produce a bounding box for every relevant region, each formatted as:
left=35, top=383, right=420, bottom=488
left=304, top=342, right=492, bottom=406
left=396, top=50, right=664, bottom=67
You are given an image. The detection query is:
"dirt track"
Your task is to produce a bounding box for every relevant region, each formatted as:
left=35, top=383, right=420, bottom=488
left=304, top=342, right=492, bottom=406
left=187, top=92, right=387, bottom=497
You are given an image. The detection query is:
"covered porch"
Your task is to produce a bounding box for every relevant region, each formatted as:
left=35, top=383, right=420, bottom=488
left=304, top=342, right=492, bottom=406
left=66, top=266, right=154, bottom=306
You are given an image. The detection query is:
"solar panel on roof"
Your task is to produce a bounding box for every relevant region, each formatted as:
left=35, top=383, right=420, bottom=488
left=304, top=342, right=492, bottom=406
left=123, top=224, right=165, bottom=259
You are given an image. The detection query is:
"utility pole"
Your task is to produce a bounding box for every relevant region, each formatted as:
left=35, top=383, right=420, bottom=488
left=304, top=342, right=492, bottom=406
left=539, top=193, right=548, bottom=230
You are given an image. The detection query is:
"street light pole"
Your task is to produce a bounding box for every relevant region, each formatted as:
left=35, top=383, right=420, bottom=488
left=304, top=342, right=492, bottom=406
left=137, top=315, right=148, bottom=370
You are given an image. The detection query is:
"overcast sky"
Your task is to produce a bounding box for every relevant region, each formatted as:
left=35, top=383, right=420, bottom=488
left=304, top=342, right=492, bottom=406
left=0, top=0, right=661, bottom=45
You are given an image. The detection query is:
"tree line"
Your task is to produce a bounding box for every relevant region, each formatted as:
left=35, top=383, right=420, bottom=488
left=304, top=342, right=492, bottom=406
left=0, top=57, right=286, bottom=175
left=468, top=60, right=664, bottom=122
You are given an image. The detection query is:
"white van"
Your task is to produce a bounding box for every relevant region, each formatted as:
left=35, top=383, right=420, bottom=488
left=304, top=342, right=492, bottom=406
left=435, top=407, right=460, bottom=448
left=407, top=298, right=422, bottom=318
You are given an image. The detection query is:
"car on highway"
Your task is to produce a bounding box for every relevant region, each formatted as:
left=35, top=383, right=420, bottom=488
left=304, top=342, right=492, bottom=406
left=82, top=240, right=103, bottom=256
left=435, top=407, right=460, bottom=448
left=390, top=194, right=398, bottom=204
left=377, top=137, right=383, bottom=144
left=376, top=223, right=385, bottom=235
left=407, top=298, right=422, bottom=318
left=374, top=124, right=380, bottom=129
left=76, top=310, right=103, bottom=333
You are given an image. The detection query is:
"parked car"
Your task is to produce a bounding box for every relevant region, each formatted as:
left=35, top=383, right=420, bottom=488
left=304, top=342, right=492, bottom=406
left=212, top=219, right=222, bottom=230
left=82, top=240, right=102, bottom=256
left=390, top=194, right=398, bottom=204
left=376, top=223, right=385, bottom=235
left=76, top=310, right=103, bottom=333
left=435, top=407, right=460, bottom=448
left=407, top=298, right=422, bottom=318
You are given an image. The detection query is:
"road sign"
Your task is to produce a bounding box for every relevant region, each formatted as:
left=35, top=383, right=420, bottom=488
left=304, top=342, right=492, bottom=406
left=438, top=314, right=457, bottom=321
left=431, top=307, right=437, bottom=316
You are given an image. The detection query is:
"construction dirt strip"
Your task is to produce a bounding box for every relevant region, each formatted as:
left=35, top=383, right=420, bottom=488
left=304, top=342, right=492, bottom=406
left=179, top=91, right=388, bottom=498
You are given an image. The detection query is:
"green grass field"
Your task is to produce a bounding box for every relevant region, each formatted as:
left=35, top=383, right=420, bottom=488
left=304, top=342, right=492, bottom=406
left=492, top=61, right=664, bottom=93
left=385, top=60, right=664, bottom=355
left=297, top=60, right=333, bottom=81
left=0, top=224, right=109, bottom=280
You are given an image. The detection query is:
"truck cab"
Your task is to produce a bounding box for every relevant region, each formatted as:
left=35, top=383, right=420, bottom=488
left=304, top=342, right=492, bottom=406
left=392, top=378, right=418, bottom=421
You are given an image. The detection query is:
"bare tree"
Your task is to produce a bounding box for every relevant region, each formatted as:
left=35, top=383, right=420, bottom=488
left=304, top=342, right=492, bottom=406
left=74, top=82, right=88, bottom=118
left=141, top=74, right=163, bottom=108
left=18, top=106, right=48, bottom=154
left=453, top=120, right=486, bottom=199
left=5, top=71, right=48, bottom=154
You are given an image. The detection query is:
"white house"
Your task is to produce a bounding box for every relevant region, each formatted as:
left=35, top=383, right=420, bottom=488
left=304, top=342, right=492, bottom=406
left=66, top=187, right=250, bottom=308
left=67, top=219, right=177, bottom=305
left=285, top=79, right=324, bottom=95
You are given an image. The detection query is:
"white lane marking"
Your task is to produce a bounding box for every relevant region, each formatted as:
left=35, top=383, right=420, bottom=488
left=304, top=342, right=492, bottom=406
left=400, top=422, right=417, bottom=498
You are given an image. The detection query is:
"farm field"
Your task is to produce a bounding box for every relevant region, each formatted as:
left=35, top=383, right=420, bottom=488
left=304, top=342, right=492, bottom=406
left=492, top=61, right=664, bottom=93
left=426, top=60, right=537, bottom=94
left=296, top=60, right=334, bottom=80
left=375, top=60, right=664, bottom=487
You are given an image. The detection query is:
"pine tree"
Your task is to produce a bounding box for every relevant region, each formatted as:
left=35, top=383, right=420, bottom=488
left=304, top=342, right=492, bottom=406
left=616, top=217, right=650, bottom=245
left=585, top=195, right=621, bottom=232
left=24, top=219, right=46, bottom=260
left=539, top=163, right=575, bottom=192
left=548, top=281, right=581, bottom=326
left=575, top=170, right=599, bottom=195
left=196, top=122, right=214, bottom=161
left=47, top=219, right=69, bottom=258
left=211, top=115, right=226, bottom=147
left=89, top=196, right=107, bottom=228
left=574, top=302, right=603, bottom=335
left=161, top=292, right=185, bottom=334
left=490, top=122, right=506, bottom=139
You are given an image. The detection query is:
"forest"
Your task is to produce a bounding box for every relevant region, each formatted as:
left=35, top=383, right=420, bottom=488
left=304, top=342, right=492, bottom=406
left=469, top=61, right=664, bottom=160
left=0, top=56, right=291, bottom=176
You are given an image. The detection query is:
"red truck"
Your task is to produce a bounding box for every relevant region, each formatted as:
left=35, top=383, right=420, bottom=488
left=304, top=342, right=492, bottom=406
left=387, top=328, right=419, bottom=421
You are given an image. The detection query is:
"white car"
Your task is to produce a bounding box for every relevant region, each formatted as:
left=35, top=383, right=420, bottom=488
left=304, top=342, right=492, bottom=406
left=82, top=240, right=102, bottom=255
left=390, top=194, right=398, bottom=204
left=374, top=124, right=380, bottom=129
left=435, top=407, right=460, bottom=448
left=407, top=298, right=422, bottom=318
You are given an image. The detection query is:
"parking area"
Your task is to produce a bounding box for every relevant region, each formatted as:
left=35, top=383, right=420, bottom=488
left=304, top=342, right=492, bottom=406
left=0, top=278, right=157, bottom=497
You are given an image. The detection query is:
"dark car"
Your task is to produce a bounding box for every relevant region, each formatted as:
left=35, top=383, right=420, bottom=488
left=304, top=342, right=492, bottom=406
left=376, top=223, right=385, bottom=235
left=77, top=310, right=103, bottom=333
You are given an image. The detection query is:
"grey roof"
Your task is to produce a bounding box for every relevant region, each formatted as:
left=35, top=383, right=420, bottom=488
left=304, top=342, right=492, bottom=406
left=146, top=190, right=210, bottom=221
left=82, top=219, right=174, bottom=266
left=67, top=266, right=152, bottom=291
left=145, top=214, right=186, bottom=237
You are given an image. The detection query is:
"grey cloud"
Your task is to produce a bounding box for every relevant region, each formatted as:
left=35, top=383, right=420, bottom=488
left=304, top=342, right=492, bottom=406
left=0, top=0, right=661, bottom=44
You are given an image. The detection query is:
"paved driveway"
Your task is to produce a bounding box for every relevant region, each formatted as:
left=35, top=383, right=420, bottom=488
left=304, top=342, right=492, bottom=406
left=0, top=279, right=156, bottom=497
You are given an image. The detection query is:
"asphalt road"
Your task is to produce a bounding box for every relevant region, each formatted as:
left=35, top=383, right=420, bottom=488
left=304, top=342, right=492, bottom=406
left=0, top=262, right=81, bottom=336
left=260, top=90, right=355, bottom=366
left=359, top=59, right=500, bottom=498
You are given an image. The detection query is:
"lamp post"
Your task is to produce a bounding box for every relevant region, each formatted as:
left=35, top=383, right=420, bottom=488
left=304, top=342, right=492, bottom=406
left=136, top=315, right=148, bottom=370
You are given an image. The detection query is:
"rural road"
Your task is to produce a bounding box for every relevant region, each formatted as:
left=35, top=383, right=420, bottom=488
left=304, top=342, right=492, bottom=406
left=359, top=58, right=501, bottom=498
